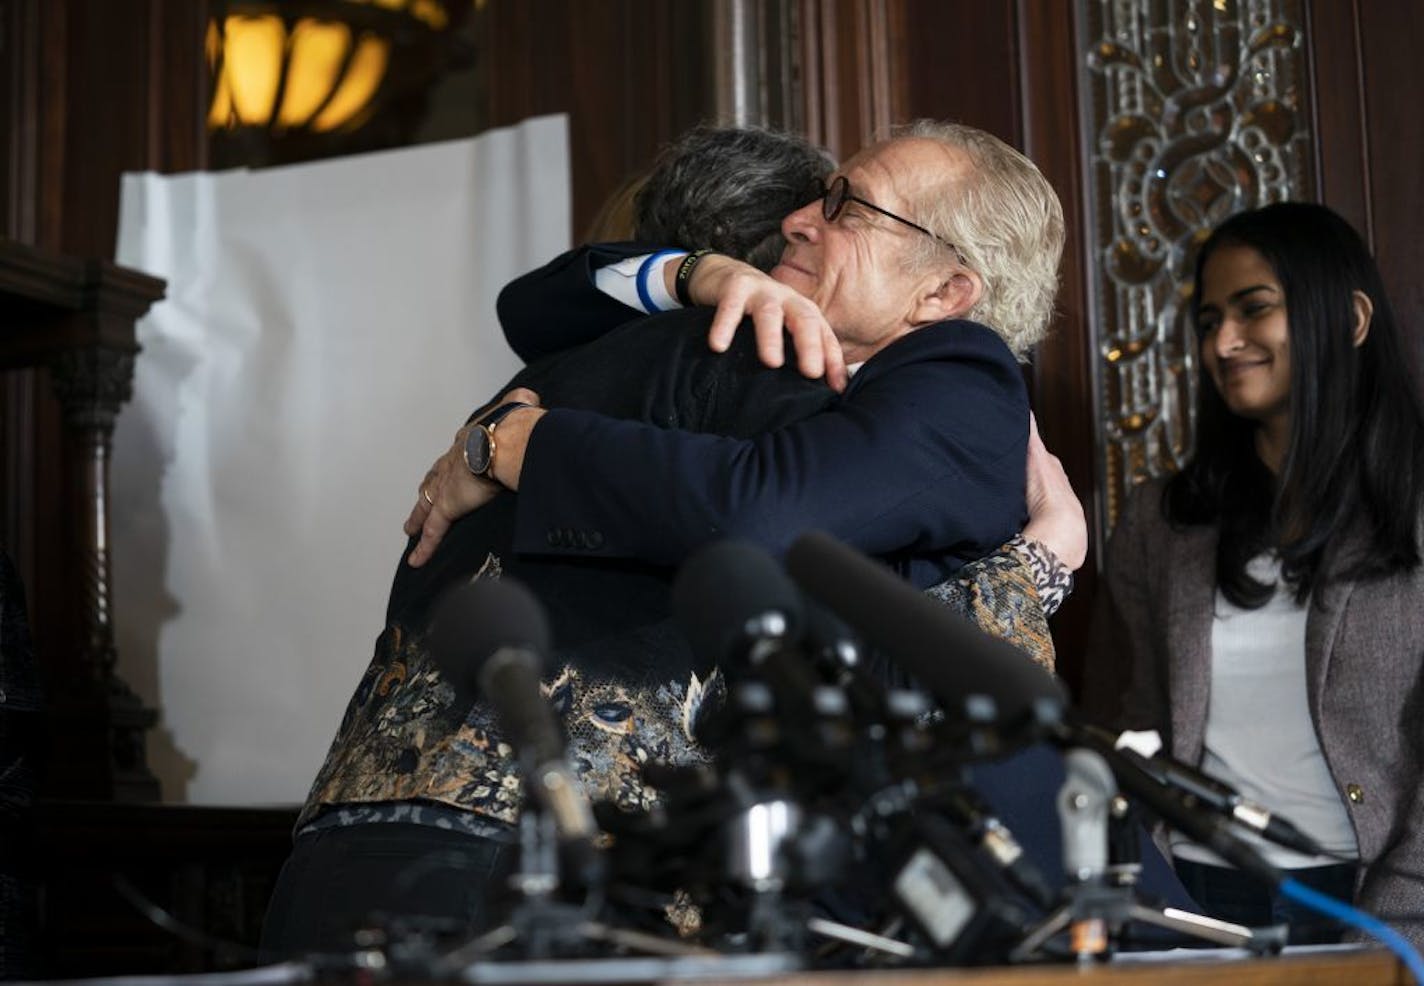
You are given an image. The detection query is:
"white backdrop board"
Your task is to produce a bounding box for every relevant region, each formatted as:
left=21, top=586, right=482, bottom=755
left=111, top=115, right=570, bottom=805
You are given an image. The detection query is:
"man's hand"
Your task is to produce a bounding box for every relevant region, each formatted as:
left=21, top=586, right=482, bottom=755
left=676, top=253, right=847, bottom=393
left=403, top=387, right=542, bottom=568
left=1022, top=414, right=1087, bottom=571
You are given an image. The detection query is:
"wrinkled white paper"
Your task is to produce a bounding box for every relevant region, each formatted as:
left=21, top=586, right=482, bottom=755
left=112, top=116, right=570, bottom=804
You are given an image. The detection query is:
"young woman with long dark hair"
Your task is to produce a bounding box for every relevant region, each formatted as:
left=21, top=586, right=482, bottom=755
left=1087, top=201, right=1424, bottom=944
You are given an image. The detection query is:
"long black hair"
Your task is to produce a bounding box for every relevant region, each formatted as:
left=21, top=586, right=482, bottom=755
left=1164, top=201, right=1424, bottom=607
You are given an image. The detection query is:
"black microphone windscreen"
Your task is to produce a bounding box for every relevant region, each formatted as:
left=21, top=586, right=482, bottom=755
left=480, top=645, right=564, bottom=769
left=672, top=538, right=805, bottom=676
left=426, top=576, right=554, bottom=700
left=803, top=599, right=858, bottom=666
left=785, top=531, right=1067, bottom=726
left=428, top=576, right=567, bottom=771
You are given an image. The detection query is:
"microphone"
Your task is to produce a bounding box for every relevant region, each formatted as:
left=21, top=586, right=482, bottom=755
left=672, top=538, right=866, bottom=777
left=802, top=599, right=860, bottom=678
left=427, top=578, right=600, bottom=871
left=1119, top=729, right=1323, bottom=856
left=1077, top=724, right=1324, bottom=857
left=802, top=598, right=897, bottom=725
left=672, top=538, right=806, bottom=679
left=691, top=537, right=1057, bottom=909
left=1058, top=749, right=1115, bottom=884
left=672, top=538, right=836, bottom=719
left=785, top=531, right=1069, bottom=736
left=1058, top=724, right=1281, bottom=885
left=1056, top=749, right=1117, bottom=956
left=673, top=540, right=855, bottom=900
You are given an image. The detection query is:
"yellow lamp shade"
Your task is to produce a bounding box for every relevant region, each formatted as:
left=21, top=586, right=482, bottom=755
left=312, top=36, right=390, bottom=132
left=207, top=1, right=464, bottom=138
left=224, top=15, right=286, bottom=126
left=278, top=20, right=353, bottom=127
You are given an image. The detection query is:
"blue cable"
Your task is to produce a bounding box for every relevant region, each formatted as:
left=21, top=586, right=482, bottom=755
left=1279, top=877, right=1424, bottom=983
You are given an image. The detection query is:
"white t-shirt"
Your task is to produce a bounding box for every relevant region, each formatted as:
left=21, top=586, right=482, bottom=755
left=1172, top=554, right=1359, bottom=869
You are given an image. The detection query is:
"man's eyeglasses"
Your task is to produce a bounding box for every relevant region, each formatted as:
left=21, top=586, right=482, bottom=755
left=813, top=175, right=967, bottom=267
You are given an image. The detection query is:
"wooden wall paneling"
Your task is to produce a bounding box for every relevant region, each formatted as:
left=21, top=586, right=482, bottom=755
left=31, top=1, right=63, bottom=251
left=856, top=0, right=893, bottom=141
left=0, top=1, right=38, bottom=600
left=57, top=3, right=150, bottom=258
left=56, top=0, right=208, bottom=256
left=563, top=3, right=639, bottom=237
left=0, top=371, right=35, bottom=580
left=482, top=0, right=714, bottom=245
left=1014, top=0, right=1096, bottom=695
left=798, top=0, right=897, bottom=163
left=550, top=2, right=637, bottom=238
left=1354, top=3, right=1424, bottom=379
left=895, top=1, right=1096, bottom=690
left=1303, top=1, right=1370, bottom=247
left=618, top=3, right=714, bottom=205
left=17, top=0, right=67, bottom=254
left=2, top=0, right=41, bottom=244
left=896, top=0, right=1020, bottom=142
left=798, top=0, right=839, bottom=157
left=1308, top=0, right=1424, bottom=385
left=797, top=0, right=828, bottom=153
left=145, top=0, right=211, bottom=175
left=1, top=0, right=64, bottom=678
left=1, top=0, right=62, bottom=620
left=481, top=1, right=568, bottom=133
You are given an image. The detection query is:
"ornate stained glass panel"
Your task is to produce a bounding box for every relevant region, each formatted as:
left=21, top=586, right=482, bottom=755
left=1077, top=0, right=1313, bottom=532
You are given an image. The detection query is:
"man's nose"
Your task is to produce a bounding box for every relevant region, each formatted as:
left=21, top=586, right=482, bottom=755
left=782, top=200, right=823, bottom=243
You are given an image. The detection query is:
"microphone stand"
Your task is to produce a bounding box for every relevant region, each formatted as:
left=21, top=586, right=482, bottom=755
left=699, top=679, right=855, bottom=959
left=428, top=810, right=595, bottom=975
left=440, top=681, right=820, bottom=979
left=436, top=797, right=769, bottom=986
left=1010, top=743, right=1287, bottom=962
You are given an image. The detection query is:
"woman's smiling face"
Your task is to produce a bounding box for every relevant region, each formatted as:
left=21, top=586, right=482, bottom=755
left=1197, top=242, right=1292, bottom=432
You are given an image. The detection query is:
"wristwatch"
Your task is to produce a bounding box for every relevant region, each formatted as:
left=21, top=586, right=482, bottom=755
left=463, top=401, right=531, bottom=479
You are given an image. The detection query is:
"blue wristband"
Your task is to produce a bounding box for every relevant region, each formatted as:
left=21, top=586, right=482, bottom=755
left=636, top=249, right=684, bottom=313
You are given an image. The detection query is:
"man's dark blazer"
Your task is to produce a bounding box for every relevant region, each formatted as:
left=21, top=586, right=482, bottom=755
left=495, top=245, right=1030, bottom=590
left=385, top=309, right=833, bottom=676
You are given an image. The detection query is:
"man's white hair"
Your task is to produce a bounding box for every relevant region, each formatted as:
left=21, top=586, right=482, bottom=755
left=893, top=120, right=1064, bottom=361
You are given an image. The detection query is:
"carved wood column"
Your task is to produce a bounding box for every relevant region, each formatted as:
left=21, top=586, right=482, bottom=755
left=48, top=347, right=133, bottom=683
left=0, top=240, right=165, bottom=800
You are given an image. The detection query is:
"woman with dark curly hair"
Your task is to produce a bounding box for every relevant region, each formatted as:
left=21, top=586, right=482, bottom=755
left=1086, top=202, right=1424, bottom=944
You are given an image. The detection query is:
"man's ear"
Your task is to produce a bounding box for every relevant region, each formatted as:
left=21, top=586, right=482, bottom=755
left=910, top=268, right=983, bottom=325
left=1351, top=289, right=1373, bottom=347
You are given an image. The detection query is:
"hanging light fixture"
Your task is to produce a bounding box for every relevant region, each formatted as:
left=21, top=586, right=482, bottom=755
left=207, top=0, right=471, bottom=138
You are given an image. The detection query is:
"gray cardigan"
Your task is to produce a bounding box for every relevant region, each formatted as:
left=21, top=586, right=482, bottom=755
left=1084, top=479, right=1424, bottom=944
